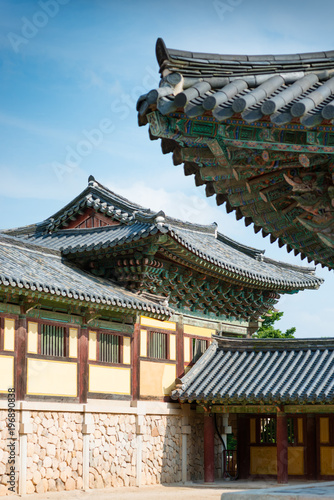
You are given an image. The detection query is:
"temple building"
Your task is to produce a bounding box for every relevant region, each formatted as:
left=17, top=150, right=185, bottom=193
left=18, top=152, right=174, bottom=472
left=0, top=176, right=325, bottom=494
left=137, top=39, right=334, bottom=484
left=138, top=38, right=334, bottom=270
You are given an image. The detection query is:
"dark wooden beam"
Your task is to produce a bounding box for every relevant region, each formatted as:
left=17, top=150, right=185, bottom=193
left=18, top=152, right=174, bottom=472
left=132, top=322, right=140, bottom=400
left=79, top=327, right=88, bottom=404
left=16, top=314, right=27, bottom=401
left=176, top=317, right=184, bottom=378
left=237, top=415, right=250, bottom=479
left=306, top=414, right=317, bottom=480
left=277, top=412, right=288, bottom=484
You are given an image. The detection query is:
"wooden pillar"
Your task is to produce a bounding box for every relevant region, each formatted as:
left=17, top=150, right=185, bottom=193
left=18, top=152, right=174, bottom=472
left=79, top=327, right=88, bottom=403
left=306, top=414, right=317, bottom=480
left=204, top=413, right=215, bottom=483
left=277, top=412, right=288, bottom=484
left=132, top=321, right=140, bottom=400
left=237, top=415, right=250, bottom=479
left=16, top=315, right=27, bottom=401
left=176, top=315, right=184, bottom=378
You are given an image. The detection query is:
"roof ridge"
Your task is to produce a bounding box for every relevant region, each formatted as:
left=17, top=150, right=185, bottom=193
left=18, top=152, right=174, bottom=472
left=157, top=37, right=334, bottom=67
left=167, top=217, right=217, bottom=234
left=262, top=255, right=316, bottom=274
left=87, top=176, right=150, bottom=212
left=216, top=231, right=264, bottom=259
left=215, top=335, right=334, bottom=349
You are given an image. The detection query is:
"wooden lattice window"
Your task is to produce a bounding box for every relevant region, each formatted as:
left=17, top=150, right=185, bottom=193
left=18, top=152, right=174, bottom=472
left=98, top=333, right=120, bottom=363
left=191, top=338, right=207, bottom=363
left=287, top=418, right=295, bottom=444
left=148, top=331, right=167, bottom=359
left=260, top=417, right=276, bottom=444
left=41, top=324, right=65, bottom=357
left=253, top=416, right=302, bottom=446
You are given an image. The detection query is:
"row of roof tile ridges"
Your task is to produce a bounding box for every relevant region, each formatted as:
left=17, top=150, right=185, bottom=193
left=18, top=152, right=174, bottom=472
left=157, top=38, right=334, bottom=75
left=137, top=38, right=334, bottom=127
left=172, top=337, right=334, bottom=404
left=7, top=221, right=322, bottom=289
left=2, top=175, right=265, bottom=258
left=0, top=234, right=171, bottom=315
left=0, top=177, right=322, bottom=288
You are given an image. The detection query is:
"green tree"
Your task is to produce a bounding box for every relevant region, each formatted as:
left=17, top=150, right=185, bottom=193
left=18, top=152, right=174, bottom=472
left=254, top=310, right=296, bottom=339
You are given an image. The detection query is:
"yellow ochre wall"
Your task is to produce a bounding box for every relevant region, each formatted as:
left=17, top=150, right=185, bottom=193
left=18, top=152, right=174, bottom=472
left=89, top=365, right=131, bottom=395
left=123, top=337, right=131, bottom=365
left=140, top=361, right=176, bottom=398
left=0, top=355, right=14, bottom=393
left=250, top=447, right=304, bottom=475
left=320, top=417, right=330, bottom=443
left=250, top=447, right=276, bottom=475
left=4, top=318, right=15, bottom=351
left=140, top=316, right=176, bottom=331
left=320, top=447, right=334, bottom=475
left=184, top=324, right=214, bottom=338
left=27, top=321, right=38, bottom=354
left=27, top=359, right=77, bottom=397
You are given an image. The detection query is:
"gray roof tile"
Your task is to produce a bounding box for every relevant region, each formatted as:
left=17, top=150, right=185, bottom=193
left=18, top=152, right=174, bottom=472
left=0, top=235, right=170, bottom=315
left=173, top=337, right=334, bottom=404
left=141, top=38, right=334, bottom=127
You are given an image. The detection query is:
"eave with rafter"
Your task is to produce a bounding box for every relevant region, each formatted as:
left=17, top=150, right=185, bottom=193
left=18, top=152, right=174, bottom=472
left=137, top=38, right=334, bottom=270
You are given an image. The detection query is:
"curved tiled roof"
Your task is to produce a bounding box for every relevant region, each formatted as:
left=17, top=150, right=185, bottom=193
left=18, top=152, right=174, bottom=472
left=13, top=218, right=322, bottom=291
left=169, top=227, right=321, bottom=290
left=0, top=235, right=170, bottom=316
left=172, top=337, right=334, bottom=404
left=138, top=38, right=334, bottom=127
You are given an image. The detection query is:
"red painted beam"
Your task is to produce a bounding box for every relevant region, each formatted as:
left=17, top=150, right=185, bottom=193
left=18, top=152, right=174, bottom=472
left=204, top=413, right=215, bottom=483
left=78, top=327, right=88, bottom=403
left=132, top=322, right=140, bottom=400
left=16, top=315, right=27, bottom=401
left=277, top=412, right=288, bottom=484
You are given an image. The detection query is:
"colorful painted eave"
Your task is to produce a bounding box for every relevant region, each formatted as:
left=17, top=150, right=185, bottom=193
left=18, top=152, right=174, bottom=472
left=137, top=38, right=334, bottom=270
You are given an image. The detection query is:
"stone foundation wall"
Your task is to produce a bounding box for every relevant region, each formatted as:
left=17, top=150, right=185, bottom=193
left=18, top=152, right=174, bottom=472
left=26, top=412, right=83, bottom=494
left=89, top=413, right=136, bottom=488
left=0, top=409, right=19, bottom=496
left=142, top=415, right=182, bottom=484
left=0, top=402, right=187, bottom=495
left=0, top=402, right=224, bottom=495
left=187, top=413, right=204, bottom=481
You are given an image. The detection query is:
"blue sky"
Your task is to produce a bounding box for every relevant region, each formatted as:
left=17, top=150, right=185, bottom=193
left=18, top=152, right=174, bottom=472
left=1, top=0, right=334, bottom=337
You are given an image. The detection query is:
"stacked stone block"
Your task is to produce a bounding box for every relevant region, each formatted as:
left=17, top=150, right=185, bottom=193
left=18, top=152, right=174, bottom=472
left=142, top=415, right=182, bottom=484
left=89, top=413, right=137, bottom=488
left=26, top=411, right=83, bottom=494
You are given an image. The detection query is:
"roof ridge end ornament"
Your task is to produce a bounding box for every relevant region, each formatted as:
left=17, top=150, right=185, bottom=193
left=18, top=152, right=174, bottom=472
left=88, top=175, right=97, bottom=187
left=156, top=37, right=169, bottom=67
left=155, top=211, right=166, bottom=223
left=154, top=211, right=169, bottom=233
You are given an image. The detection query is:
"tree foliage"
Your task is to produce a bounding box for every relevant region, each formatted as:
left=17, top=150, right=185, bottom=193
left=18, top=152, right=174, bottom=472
left=253, top=310, right=296, bottom=339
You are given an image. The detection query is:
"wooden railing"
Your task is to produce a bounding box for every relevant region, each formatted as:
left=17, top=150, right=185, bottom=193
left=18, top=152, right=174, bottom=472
left=223, top=449, right=238, bottom=478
